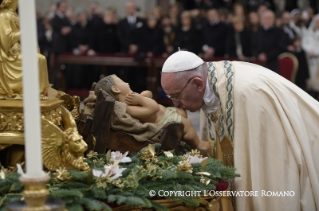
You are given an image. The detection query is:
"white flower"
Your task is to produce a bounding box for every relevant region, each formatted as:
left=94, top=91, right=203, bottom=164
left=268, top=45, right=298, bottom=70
left=93, top=162, right=126, bottom=180
left=104, top=165, right=126, bottom=180
left=188, top=155, right=207, bottom=164
left=110, top=151, right=132, bottom=163
left=17, top=164, right=25, bottom=175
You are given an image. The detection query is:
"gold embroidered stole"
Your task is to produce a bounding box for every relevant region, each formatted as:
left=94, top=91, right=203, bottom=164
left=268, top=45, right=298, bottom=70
left=206, top=61, right=235, bottom=167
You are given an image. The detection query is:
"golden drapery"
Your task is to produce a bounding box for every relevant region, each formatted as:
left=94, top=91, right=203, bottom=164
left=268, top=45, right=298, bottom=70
left=0, top=8, right=50, bottom=98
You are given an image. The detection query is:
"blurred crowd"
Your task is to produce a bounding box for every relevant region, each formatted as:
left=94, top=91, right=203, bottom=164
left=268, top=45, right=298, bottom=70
left=36, top=0, right=319, bottom=91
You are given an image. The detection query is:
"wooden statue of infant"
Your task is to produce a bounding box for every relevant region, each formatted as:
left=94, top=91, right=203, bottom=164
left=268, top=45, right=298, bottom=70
left=95, top=74, right=211, bottom=152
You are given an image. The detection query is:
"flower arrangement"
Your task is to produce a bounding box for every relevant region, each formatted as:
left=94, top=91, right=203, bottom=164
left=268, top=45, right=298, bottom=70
left=0, top=143, right=239, bottom=211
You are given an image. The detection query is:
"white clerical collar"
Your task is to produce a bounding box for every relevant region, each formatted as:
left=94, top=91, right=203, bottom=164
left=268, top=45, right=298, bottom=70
left=127, top=15, right=137, bottom=24
left=56, top=10, right=65, bottom=19
left=202, top=78, right=219, bottom=114
left=209, top=19, right=220, bottom=26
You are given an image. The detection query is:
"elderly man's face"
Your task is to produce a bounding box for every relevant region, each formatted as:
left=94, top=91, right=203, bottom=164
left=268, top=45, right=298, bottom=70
left=161, top=73, right=206, bottom=112
left=262, top=11, right=275, bottom=28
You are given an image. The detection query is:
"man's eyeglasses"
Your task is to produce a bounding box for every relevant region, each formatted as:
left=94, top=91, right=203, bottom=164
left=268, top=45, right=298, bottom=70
left=166, top=77, right=196, bottom=101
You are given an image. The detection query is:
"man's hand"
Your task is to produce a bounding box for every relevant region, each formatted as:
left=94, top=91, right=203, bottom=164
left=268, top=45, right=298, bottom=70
left=87, top=49, right=96, bottom=56
left=129, top=44, right=138, bottom=54
left=79, top=45, right=89, bottom=53
left=258, top=53, right=267, bottom=62
left=205, top=47, right=215, bottom=58
left=125, top=92, right=141, bottom=106
left=61, top=27, right=71, bottom=35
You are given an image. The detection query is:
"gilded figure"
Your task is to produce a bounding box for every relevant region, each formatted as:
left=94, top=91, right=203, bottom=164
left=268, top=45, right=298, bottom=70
left=0, top=0, right=50, bottom=99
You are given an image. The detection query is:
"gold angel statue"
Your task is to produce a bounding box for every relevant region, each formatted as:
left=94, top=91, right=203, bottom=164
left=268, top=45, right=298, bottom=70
left=42, top=106, right=89, bottom=172
left=0, top=0, right=50, bottom=99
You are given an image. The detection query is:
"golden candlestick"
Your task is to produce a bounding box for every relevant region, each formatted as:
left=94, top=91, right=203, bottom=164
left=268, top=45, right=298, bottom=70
left=20, top=174, right=50, bottom=211
left=6, top=174, right=65, bottom=211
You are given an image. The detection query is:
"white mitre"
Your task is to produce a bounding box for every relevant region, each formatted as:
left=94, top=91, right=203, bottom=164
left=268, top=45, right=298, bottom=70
left=162, top=50, right=204, bottom=73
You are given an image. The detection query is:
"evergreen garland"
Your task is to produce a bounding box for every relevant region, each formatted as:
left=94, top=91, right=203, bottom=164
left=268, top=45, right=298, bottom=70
left=0, top=144, right=239, bottom=211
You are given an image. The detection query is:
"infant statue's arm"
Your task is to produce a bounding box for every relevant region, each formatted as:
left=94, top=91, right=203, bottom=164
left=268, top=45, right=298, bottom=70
left=125, top=92, right=159, bottom=120
left=140, top=90, right=153, bottom=98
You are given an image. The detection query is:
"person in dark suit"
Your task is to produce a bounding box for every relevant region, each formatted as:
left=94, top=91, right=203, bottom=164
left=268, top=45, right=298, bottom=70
left=201, top=8, right=230, bottom=58
left=292, top=37, right=309, bottom=89
left=87, top=1, right=103, bottom=27
left=51, top=1, right=72, bottom=54
left=71, top=9, right=93, bottom=54
left=281, top=11, right=297, bottom=52
left=117, top=1, right=144, bottom=54
left=65, top=9, right=93, bottom=89
left=86, top=9, right=120, bottom=90
left=161, top=15, right=176, bottom=56
left=174, top=11, right=201, bottom=54
left=132, top=15, right=165, bottom=57
left=50, top=1, right=72, bottom=87
left=226, top=16, right=252, bottom=59
left=251, top=10, right=285, bottom=73
left=88, top=9, right=119, bottom=54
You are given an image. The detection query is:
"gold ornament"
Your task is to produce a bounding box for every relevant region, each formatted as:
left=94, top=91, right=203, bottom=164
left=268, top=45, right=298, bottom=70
left=53, top=167, right=71, bottom=184
left=177, top=160, right=193, bottom=174
left=87, top=150, right=98, bottom=159
left=42, top=106, right=89, bottom=172
left=205, top=198, right=220, bottom=211
left=0, top=0, right=50, bottom=99
left=199, top=175, right=211, bottom=185
left=189, top=149, right=202, bottom=158
left=96, top=180, right=108, bottom=189
left=163, top=151, right=173, bottom=158
left=181, top=154, right=189, bottom=161
left=0, top=166, right=9, bottom=179
left=140, top=144, right=158, bottom=163
left=112, top=179, right=124, bottom=188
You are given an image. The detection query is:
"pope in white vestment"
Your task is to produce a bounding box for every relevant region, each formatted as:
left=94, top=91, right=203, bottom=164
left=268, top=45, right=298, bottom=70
left=161, top=51, right=319, bottom=211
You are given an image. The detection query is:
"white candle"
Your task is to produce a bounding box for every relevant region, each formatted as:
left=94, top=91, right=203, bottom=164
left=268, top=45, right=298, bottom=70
left=19, top=0, right=44, bottom=177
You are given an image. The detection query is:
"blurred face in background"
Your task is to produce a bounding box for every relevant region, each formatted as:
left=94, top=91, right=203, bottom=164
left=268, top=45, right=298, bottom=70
left=257, top=5, right=268, bottom=16
left=147, top=16, right=157, bottom=29
left=77, top=11, right=87, bottom=24
left=88, top=2, right=101, bottom=15
left=249, top=12, right=259, bottom=26
left=151, top=7, right=162, bottom=20
left=161, top=16, right=171, bottom=27
left=207, top=9, right=219, bottom=23
left=293, top=12, right=302, bottom=23
left=58, top=2, right=68, bottom=14
left=181, top=12, right=192, bottom=27
left=66, top=7, right=74, bottom=21
left=170, top=4, right=179, bottom=15
left=261, top=11, right=275, bottom=28
left=126, top=2, right=136, bottom=16
left=282, top=11, right=291, bottom=25
left=233, top=18, right=244, bottom=32
left=233, top=4, right=244, bottom=16
left=103, top=11, right=113, bottom=24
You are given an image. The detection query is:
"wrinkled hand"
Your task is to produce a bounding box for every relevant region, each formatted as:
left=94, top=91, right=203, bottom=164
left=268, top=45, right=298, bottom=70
left=125, top=92, right=140, bottom=106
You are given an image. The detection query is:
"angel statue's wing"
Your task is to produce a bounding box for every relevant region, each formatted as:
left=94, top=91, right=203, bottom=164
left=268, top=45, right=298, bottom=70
left=42, top=117, right=65, bottom=171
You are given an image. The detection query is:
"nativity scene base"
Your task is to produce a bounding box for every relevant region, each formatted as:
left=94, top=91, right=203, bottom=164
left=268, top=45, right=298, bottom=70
left=0, top=91, right=238, bottom=211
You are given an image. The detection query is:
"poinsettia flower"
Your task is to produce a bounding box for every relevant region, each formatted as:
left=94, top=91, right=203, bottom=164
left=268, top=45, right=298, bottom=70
left=93, top=162, right=126, bottom=180
left=104, top=165, right=127, bottom=180
left=188, top=155, right=207, bottom=164
left=110, top=151, right=132, bottom=163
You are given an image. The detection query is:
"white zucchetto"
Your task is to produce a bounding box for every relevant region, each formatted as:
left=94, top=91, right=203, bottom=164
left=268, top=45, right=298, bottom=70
left=162, top=50, right=204, bottom=73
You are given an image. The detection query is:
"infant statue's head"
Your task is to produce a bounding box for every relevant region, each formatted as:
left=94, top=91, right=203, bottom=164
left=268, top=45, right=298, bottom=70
left=94, top=75, right=132, bottom=102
